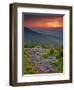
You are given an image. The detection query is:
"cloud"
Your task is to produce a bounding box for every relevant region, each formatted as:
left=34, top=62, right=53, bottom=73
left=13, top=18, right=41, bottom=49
left=24, top=17, right=63, bottom=29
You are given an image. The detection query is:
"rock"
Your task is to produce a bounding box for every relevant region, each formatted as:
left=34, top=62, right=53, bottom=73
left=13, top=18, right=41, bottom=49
left=27, top=48, right=56, bottom=73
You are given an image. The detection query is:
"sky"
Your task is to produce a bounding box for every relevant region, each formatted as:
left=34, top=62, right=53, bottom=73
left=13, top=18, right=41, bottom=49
left=24, top=14, right=63, bottom=29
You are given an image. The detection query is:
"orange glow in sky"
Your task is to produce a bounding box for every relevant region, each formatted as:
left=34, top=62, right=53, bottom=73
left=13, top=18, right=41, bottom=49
left=24, top=17, right=63, bottom=29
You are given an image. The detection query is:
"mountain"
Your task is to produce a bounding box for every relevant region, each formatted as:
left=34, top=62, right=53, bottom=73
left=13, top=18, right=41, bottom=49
left=30, top=28, right=63, bottom=40
left=24, top=27, right=63, bottom=47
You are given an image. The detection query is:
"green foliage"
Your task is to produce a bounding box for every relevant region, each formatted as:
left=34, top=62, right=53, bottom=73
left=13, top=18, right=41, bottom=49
left=51, top=46, right=63, bottom=73
left=24, top=48, right=40, bottom=74
left=24, top=43, right=51, bottom=49
left=24, top=48, right=34, bottom=74
left=41, top=50, right=50, bottom=59
left=41, top=44, right=51, bottom=49
left=51, top=57, right=63, bottom=73
left=41, top=48, right=54, bottom=59
left=41, top=45, right=63, bottom=73
left=24, top=43, right=37, bottom=48
left=34, top=45, right=42, bottom=48
left=41, top=53, right=49, bottom=59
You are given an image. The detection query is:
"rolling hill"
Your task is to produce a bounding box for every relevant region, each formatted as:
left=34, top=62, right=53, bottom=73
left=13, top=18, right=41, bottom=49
left=24, top=27, right=63, bottom=47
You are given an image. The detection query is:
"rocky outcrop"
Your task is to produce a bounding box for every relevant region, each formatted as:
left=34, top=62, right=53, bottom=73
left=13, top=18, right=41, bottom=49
left=27, top=48, right=56, bottom=73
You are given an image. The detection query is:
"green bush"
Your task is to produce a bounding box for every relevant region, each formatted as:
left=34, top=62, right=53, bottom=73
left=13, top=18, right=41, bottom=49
left=41, top=45, right=63, bottom=73
left=24, top=43, right=51, bottom=49
left=51, top=57, right=63, bottom=73
left=51, top=46, right=63, bottom=73
left=24, top=48, right=34, bottom=74
left=24, top=48, right=40, bottom=74
left=41, top=48, right=54, bottom=59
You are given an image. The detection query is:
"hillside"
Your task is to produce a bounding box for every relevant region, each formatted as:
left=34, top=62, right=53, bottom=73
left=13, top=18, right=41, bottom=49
left=24, top=27, right=63, bottom=47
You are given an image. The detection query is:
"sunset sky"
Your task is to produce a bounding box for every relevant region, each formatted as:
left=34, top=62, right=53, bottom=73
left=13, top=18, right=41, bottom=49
left=24, top=14, right=63, bottom=29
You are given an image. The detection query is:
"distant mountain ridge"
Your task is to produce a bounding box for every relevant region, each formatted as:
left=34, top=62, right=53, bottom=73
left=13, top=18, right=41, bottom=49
left=24, top=27, right=63, bottom=47
left=30, top=28, right=63, bottom=40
